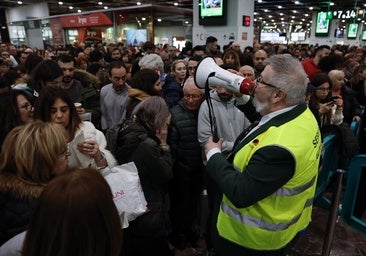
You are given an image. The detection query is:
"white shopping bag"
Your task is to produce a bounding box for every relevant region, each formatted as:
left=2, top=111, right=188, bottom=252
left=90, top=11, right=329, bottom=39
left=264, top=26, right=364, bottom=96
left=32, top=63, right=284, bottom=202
left=103, top=162, right=148, bottom=228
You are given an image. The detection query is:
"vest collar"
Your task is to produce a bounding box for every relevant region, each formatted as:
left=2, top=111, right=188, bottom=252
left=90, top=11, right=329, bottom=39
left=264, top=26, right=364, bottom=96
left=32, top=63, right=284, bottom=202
left=230, top=104, right=307, bottom=159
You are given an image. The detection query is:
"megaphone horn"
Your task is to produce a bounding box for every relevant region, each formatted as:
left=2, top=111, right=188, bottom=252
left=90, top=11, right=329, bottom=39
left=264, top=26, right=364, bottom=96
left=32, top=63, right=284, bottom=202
left=194, top=56, right=254, bottom=95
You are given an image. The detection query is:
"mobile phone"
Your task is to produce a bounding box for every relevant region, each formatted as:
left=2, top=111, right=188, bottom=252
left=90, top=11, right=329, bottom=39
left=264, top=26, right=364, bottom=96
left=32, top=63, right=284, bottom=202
left=325, top=96, right=339, bottom=103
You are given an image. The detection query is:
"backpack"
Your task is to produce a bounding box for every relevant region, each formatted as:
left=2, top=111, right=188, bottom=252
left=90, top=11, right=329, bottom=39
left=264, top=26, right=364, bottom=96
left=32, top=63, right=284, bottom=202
left=106, top=120, right=147, bottom=164
left=105, top=124, right=121, bottom=156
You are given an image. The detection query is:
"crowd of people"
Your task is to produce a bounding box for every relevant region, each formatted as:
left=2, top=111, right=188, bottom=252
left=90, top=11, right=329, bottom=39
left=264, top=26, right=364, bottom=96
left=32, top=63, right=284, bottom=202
left=0, top=37, right=366, bottom=256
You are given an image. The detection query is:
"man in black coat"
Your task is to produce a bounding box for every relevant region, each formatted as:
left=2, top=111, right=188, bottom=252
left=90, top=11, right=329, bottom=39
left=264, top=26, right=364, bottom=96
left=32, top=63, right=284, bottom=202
left=168, top=78, right=205, bottom=251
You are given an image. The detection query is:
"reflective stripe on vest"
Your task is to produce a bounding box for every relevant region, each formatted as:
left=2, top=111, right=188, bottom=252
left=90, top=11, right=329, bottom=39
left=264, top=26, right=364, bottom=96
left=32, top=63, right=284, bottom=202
left=221, top=197, right=314, bottom=231
left=273, top=176, right=316, bottom=197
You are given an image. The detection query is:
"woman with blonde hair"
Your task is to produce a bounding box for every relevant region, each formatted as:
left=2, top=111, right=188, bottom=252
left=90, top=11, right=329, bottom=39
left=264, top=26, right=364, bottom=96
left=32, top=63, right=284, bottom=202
left=163, top=59, right=187, bottom=108
left=0, top=120, right=69, bottom=246
left=329, top=69, right=362, bottom=125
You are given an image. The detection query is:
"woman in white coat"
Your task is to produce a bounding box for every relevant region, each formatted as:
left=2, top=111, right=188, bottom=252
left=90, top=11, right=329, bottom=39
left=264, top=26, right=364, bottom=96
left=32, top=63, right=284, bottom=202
left=35, top=87, right=116, bottom=170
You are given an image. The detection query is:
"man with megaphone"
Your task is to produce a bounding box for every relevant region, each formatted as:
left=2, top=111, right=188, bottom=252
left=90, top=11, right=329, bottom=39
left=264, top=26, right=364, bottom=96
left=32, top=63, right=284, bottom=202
left=197, top=54, right=321, bottom=255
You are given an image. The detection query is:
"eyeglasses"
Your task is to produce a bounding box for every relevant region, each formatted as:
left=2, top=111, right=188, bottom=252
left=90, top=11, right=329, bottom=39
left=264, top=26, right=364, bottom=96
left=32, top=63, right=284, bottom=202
left=188, top=67, right=196, bottom=71
left=184, top=94, right=201, bottom=100
left=316, top=87, right=331, bottom=92
left=255, top=76, right=278, bottom=90
left=20, top=103, right=33, bottom=112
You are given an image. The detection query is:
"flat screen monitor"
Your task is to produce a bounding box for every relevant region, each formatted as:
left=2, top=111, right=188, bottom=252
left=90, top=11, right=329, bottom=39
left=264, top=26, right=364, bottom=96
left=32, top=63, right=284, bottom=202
left=125, top=29, right=147, bottom=47
left=315, top=12, right=330, bottom=37
left=199, top=0, right=227, bottom=26
left=347, top=23, right=359, bottom=39
left=362, top=30, right=366, bottom=41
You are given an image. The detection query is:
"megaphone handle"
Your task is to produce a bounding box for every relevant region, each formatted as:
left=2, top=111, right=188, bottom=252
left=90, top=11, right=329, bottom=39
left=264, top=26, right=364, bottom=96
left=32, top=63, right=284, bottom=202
left=210, top=113, right=219, bottom=142
left=212, top=132, right=219, bottom=143
left=206, top=71, right=219, bottom=143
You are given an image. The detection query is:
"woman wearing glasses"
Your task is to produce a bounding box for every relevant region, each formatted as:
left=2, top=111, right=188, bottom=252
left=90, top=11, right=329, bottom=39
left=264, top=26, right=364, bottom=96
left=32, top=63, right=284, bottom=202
left=308, top=72, right=343, bottom=127
left=0, top=120, right=69, bottom=246
left=0, top=90, right=34, bottom=148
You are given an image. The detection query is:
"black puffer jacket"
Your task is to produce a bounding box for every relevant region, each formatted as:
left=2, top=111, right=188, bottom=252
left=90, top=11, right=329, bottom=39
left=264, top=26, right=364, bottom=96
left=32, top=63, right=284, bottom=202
left=168, top=100, right=203, bottom=174
left=0, top=173, right=43, bottom=245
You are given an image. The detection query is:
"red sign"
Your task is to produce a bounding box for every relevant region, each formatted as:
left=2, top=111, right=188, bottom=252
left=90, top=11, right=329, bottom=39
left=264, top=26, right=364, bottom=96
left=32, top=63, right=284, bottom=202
left=76, top=28, right=102, bottom=44
left=60, top=12, right=113, bottom=28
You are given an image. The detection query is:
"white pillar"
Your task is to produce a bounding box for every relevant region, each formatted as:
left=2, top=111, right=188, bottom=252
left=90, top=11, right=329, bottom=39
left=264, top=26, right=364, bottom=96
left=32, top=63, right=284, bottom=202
left=192, top=0, right=254, bottom=49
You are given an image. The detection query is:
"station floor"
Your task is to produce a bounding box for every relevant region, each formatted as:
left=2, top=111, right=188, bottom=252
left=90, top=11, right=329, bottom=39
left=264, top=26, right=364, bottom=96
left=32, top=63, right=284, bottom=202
left=291, top=206, right=366, bottom=256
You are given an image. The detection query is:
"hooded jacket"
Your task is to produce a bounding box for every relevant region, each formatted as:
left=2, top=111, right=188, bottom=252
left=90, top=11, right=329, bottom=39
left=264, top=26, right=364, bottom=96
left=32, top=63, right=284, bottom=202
left=198, top=90, right=251, bottom=158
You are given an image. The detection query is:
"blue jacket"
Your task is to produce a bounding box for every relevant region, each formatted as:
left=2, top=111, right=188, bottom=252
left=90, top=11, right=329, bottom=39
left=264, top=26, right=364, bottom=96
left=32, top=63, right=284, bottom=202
left=163, top=73, right=184, bottom=109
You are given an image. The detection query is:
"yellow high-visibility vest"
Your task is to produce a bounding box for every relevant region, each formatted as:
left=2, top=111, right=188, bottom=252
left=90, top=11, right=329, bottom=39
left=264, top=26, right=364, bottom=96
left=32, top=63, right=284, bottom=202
left=217, top=108, right=321, bottom=250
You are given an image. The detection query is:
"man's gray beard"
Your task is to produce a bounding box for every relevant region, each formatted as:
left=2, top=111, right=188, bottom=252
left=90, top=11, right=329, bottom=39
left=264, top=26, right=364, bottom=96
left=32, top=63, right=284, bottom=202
left=253, top=97, right=269, bottom=115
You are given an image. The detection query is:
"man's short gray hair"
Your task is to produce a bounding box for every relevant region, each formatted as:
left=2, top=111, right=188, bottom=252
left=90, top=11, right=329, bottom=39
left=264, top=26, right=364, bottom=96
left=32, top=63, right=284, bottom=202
left=138, top=53, right=164, bottom=71
left=265, top=54, right=308, bottom=105
left=183, top=77, right=204, bottom=94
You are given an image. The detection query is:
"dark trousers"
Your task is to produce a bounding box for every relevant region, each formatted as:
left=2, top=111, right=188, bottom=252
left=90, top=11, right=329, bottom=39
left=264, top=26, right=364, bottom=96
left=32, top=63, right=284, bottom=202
left=204, top=166, right=222, bottom=251
left=169, top=167, right=203, bottom=248
left=123, top=229, right=171, bottom=256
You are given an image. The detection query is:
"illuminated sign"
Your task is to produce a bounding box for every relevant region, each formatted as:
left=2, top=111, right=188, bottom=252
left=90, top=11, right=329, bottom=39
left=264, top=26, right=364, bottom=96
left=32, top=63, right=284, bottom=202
left=315, top=12, right=331, bottom=36
left=347, top=23, right=359, bottom=39
left=243, top=15, right=251, bottom=27
left=332, top=9, right=359, bottom=19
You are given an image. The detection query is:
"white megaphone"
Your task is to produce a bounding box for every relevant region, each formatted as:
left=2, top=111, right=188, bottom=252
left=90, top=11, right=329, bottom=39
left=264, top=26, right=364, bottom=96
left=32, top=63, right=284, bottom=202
left=194, top=56, right=254, bottom=95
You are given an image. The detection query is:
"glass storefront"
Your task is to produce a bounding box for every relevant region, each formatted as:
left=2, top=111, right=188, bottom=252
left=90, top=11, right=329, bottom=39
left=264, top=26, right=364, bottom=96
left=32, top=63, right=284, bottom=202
left=7, top=6, right=192, bottom=48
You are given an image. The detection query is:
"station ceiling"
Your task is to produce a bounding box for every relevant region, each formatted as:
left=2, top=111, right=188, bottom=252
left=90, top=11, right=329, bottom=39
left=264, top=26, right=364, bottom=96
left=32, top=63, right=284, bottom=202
left=0, top=0, right=363, bottom=32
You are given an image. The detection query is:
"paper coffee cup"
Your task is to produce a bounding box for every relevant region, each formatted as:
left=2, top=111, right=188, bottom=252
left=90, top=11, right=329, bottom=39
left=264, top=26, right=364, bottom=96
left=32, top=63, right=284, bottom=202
left=74, top=103, right=82, bottom=108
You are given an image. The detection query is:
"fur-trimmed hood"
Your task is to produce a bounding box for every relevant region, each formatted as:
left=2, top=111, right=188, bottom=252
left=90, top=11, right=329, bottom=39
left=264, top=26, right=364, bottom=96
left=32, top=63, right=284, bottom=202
left=0, top=173, right=45, bottom=200
left=73, top=69, right=101, bottom=89
left=128, top=88, right=151, bottom=101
